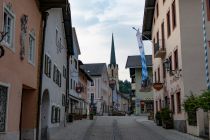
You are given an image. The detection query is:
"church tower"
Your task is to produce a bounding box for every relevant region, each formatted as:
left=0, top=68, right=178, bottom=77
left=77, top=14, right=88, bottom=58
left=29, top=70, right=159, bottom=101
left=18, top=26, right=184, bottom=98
left=108, top=33, right=119, bottom=90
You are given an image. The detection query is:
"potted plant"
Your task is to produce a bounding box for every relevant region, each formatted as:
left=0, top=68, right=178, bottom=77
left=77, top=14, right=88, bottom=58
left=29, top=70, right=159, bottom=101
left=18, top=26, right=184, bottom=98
left=155, top=111, right=162, bottom=126
left=89, top=112, right=94, bottom=120
left=160, top=108, right=173, bottom=129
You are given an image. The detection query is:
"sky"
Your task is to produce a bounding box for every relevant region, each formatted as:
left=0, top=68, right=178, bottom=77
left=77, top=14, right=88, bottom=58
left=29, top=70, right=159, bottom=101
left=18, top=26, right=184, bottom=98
left=70, top=0, right=152, bottom=81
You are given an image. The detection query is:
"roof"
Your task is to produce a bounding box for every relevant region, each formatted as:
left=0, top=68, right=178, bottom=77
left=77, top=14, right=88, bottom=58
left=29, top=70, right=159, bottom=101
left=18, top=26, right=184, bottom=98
left=62, top=4, right=74, bottom=55
left=79, top=66, right=93, bottom=82
left=39, top=0, right=67, bottom=11
left=80, top=63, right=107, bottom=76
left=110, top=33, right=116, bottom=65
left=125, top=55, right=152, bottom=68
left=72, top=27, right=81, bottom=55
left=142, top=0, right=156, bottom=40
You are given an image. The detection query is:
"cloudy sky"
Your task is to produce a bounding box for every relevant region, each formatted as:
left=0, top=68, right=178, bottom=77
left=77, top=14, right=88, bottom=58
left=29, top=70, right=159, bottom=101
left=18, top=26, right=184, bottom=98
left=70, top=0, right=152, bottom=81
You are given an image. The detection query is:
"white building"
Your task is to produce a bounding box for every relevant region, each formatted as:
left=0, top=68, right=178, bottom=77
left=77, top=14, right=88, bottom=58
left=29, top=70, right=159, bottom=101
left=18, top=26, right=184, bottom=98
left=40, top=7, right=72, bottom=139
left=68, top=28, right=83, bottom=116
left=81, top=63, right=111, bottom=115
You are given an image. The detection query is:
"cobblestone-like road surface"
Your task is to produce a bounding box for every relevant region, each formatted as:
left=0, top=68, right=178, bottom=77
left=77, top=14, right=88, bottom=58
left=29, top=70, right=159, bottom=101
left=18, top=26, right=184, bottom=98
left=51, top=116, right=204, bottom=140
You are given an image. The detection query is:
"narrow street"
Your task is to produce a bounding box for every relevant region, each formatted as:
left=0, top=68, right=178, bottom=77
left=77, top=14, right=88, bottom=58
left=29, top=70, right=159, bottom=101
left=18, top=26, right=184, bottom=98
left=51, top=116, right=204, bottom=140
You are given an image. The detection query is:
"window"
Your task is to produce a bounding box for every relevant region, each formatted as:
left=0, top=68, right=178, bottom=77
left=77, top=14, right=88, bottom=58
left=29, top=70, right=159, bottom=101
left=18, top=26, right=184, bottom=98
left=51, top=106, right=60, bottom=123
left=157, top=31, right=159, bottom=45
left=63, top=66, right=67, bottom=79
left=3, top=7, right=14, bottom=47
left=90, top=93, right=94, bottom=104
left=154, top=71, right=157, bottom=83
left=171, top=95, right=175, bottom=113
left=162, top=62, right=166, bottom=79
left=169, top=55, right=172, bottom=72
left=156, top=3, right=159, bottom=18
left=112, top=70, right=114, bottom=77
left=29, top=34, right=35, bottom=64
left=156, top=101, right=158, bottom=112
left=206, top=0, right=210, bottom=21
left=53, top=65, right=61, bottom=87
left=167, top=10, right=171, bottom=37
left=161, top=22, right=165, bottom=49
left=159, top=99, right=162, bottom=111
left=174, top=49, right=178, bottom=70
left=44, top=54, right=51, bottom=78
left=0, top=85, right=8, bottom=132
left=172, top=0, right=177, bottom=29
left=158, top=67, right=160, bottom=82
left=91, top=81, right=94, bottom=86
left=74, top=59, right=77, bottom=70
left=163, top=0, right=165, bottom=4
left=62, top=94, right=66, bottom=106
left=177, top=92, right=181, bottom=113
left=70, top=79, right=72, bottom=89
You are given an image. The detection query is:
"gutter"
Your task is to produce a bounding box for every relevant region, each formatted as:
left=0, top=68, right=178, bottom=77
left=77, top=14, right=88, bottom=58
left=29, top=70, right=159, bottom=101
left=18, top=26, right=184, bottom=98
left=36, top=12, right=49, bottom=140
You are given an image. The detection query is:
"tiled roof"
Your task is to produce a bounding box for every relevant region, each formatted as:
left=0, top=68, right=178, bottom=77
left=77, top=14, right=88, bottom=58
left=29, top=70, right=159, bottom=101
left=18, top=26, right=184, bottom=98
left=142, top=0, right=156, bottom=40
left=80, top=63, right=107, bottom=76
left=125, top=55, right=152, bottom=68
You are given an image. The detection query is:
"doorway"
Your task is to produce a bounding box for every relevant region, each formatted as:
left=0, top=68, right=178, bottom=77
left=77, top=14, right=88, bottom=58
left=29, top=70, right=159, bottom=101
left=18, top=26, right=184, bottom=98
left=41, top=89, right=50, bottom=140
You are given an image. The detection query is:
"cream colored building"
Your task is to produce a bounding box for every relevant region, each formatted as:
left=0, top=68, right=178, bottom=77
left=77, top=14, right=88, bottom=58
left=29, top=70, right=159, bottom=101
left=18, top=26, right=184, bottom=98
left=143, top=0, right=210, bottom=137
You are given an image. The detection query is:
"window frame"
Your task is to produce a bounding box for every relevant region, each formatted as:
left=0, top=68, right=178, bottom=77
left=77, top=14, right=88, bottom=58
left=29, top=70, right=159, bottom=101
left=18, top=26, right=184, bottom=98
left=28, top=32, right=36, bottom=65
left=2, top=6, right=15, bottom=50
left=176, top=92, right=181, bottom=113
left=172, top=0, right=177, bottom=30
left=0, top=82, right=10, bottom=133
left=167, top=10, right=171, bottom=38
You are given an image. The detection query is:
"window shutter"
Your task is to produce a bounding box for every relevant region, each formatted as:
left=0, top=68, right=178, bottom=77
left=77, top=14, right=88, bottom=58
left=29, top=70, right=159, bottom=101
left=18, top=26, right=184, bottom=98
left=49, top=59, right=51, bottom=78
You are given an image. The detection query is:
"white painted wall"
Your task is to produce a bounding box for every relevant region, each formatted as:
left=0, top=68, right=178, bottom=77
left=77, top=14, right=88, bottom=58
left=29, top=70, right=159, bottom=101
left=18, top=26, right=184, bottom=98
left=41, top=8, right=67, bottom=129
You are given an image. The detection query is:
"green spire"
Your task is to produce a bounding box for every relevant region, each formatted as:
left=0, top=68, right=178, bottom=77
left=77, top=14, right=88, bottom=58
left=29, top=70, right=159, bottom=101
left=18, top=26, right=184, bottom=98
left=110, top=33, right=116, bottom=65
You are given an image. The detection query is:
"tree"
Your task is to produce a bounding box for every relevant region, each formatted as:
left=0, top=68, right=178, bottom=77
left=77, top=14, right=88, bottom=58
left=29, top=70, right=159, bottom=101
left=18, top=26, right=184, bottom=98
left=119, top=80, right=131, bottom=94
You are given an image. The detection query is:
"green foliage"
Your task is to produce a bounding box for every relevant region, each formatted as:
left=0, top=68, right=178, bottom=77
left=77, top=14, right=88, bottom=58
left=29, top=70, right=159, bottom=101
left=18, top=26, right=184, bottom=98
left=198, top=90, right=210, bottom=111
left=160, top=108, right=172, bottom=121
left=155, top=111, right=161, bottom=120
left=119, top=80, right=131, bottom=94
left=184, top=90, right=210, bottom=112
left=183, top=94, right=199, bottom=112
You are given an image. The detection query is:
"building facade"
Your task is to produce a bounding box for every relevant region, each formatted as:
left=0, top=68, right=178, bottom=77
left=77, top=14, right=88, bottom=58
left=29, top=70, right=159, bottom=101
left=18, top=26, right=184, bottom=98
left=81, top=63, right=111, bottom=115
left=0, top=0, right=42, bottom=139
left=68, top=28, right=84, bottom=118
left=126, top=55, right=153, bottom=115
left=40, top=7, right=71, bottom=139
left=79, top=61, right=93, bottom=116
left=142, top=0, right=210, bottom=136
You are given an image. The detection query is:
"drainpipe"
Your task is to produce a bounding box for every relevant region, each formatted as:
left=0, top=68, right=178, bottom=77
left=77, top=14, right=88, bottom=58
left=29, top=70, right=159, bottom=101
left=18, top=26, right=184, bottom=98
left=36, top=12, right=49, bottom=140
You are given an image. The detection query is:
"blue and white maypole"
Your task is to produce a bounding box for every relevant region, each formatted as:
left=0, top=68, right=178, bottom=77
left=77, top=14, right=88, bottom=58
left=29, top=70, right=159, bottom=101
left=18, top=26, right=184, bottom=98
left=134, top=28, right=148, bottom=86
left=201, top=0, right=210, bottom=89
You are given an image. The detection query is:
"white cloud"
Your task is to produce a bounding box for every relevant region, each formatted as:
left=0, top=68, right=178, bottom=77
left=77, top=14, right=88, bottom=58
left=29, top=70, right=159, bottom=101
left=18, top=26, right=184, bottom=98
left=70, top=0, right=152, bottom=81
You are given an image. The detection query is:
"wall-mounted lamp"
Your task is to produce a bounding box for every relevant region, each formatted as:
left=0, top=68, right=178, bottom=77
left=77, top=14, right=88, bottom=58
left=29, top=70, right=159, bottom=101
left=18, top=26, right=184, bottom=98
left=163, top=59, right=182, bottom=78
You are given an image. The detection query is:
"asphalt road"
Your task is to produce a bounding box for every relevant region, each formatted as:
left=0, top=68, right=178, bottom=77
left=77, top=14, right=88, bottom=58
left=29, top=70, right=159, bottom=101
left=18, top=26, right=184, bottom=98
left=51, top=116, right=204, bottom=140
left=84, top=116, right=203, bottom=140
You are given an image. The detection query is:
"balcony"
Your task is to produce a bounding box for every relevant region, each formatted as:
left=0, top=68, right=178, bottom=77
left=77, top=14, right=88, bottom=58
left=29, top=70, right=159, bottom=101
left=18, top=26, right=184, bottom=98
left=154, top=42, right=166, bottom=59
left=153, top=82, right=164, bottom=91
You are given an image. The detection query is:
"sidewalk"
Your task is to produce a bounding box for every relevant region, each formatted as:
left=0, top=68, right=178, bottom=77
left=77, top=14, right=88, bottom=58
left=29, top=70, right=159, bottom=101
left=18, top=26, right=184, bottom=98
left=50, top=119, right=94, bottom=140
left=136, top=116, right=205, bottom=140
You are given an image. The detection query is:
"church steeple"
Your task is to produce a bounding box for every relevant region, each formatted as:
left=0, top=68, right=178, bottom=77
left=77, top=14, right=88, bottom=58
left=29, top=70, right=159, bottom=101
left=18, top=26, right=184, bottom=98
left=110, top=33, right=116, bottom=65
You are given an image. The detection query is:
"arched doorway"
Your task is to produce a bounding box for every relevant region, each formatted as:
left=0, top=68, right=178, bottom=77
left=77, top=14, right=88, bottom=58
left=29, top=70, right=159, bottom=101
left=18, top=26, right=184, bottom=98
left=41, top=89, right=50, bottom=140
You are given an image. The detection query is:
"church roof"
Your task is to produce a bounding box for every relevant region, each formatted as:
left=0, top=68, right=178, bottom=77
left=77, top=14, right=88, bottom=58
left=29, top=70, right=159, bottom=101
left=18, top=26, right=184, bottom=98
left=110, top=34, right=116, bottom=65
left=125, top=55, right=152, bottom=68
left=80, top=63, right=107, bottom=76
